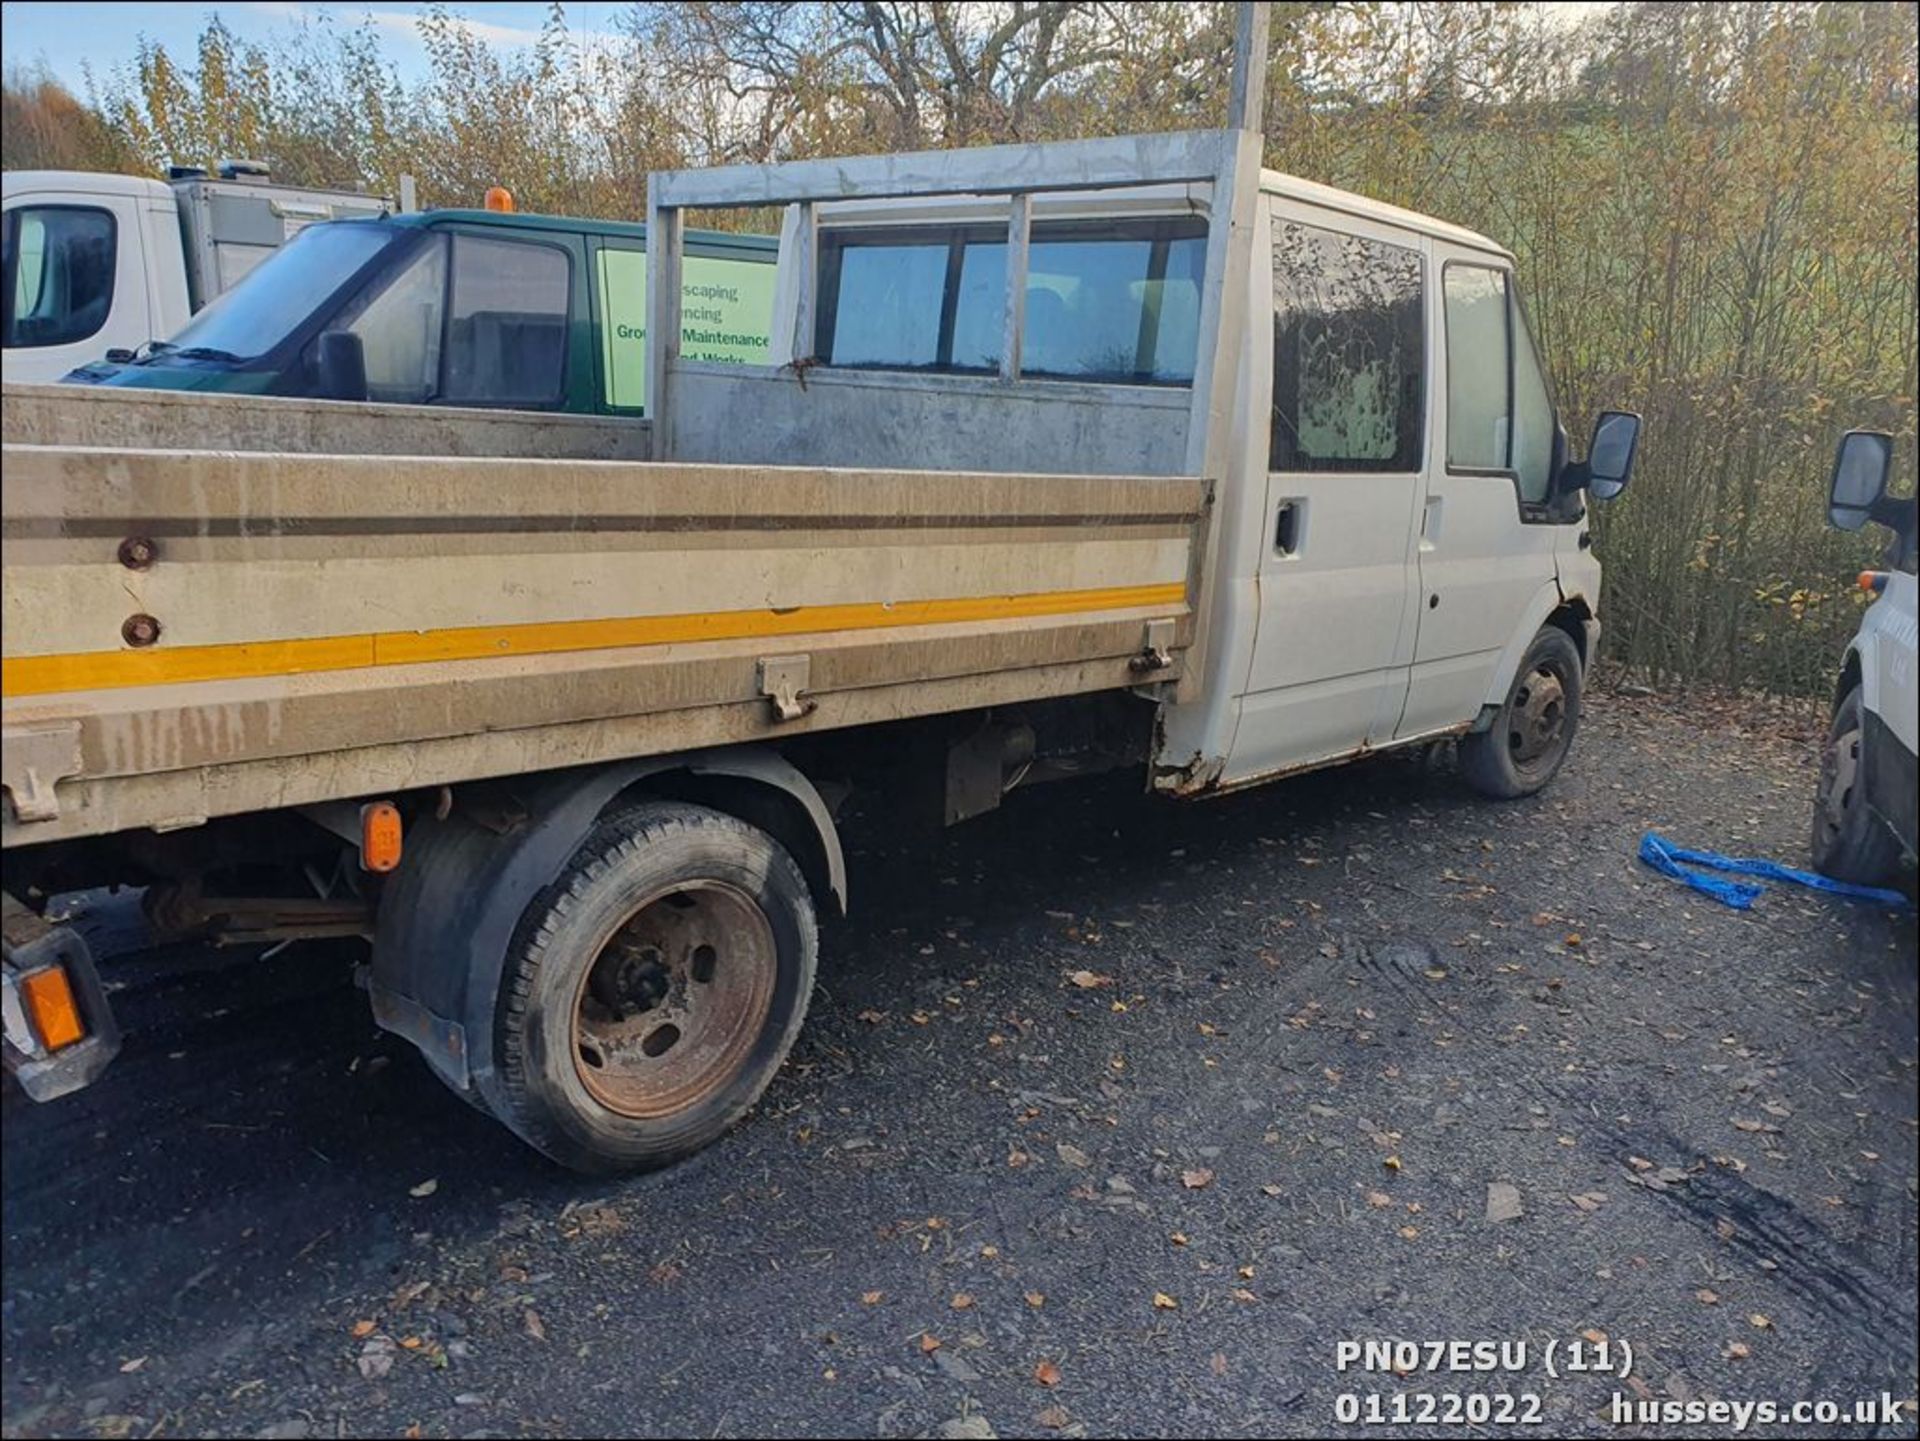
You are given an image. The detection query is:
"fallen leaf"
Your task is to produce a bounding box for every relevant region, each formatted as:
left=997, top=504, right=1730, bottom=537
left=1748, top=1313, right=1772, bottom=1329
left=1025, top=1291, right=1046, bottom=1308
left=862, top=1290, right=884, bottom=1305
left=1366, top=1191, right=1393, bottom=1209
left=1696, top=1289, right=1720, bottom=1305
left=523, top=1309, right=546, bottom=1342
left=857, top=1009, right=886, bottom=1024
left=1383, top=1156, right=1403, bottom=1172
left=1068, top=970, right=1113, bottom=990
left=1725, top=1341, right=1750, bottom=1360
left=1581, top=1329, right=1607, bottom=1345
left=1231, top=1287, right=1258, bottom=1302
left=920, top=1335, right=942, bottom=1354
left=1181, top=1168, right=1215, bottom=1190
left=1037, top=1404, right=1070, bottom=1428
left=1034, top=1358, right=1062, bottom=1387
left=1237, top=1265, right=1255, bottom=1280
left=951, top=1293, right=974, bottom=1310
left=1170, top=1231, right=1189, bottom=1246
left=350, top=1320, right=377, bottom=1338
left=1152, top=1292, right=1179, bottom=1310
left=1210, top=1352, right=1229, bottom=1376
left=408, top=1178, right=438, bottom=1198
left=119, top=1357, right=147, bottom=1374
left=1260, top=1184, right=1283, bottom=1197
left=1398, top=1225, right=1419, bottom=1240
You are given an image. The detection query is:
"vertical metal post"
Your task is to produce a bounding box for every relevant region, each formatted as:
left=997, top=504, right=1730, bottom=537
left=1171, top=1, right=1269, bottom=701
left=1227, top=1, right=1270, bottom=136
left=644, top=181, right=683, bottom=460
left=790, top=202, right=818, bottom=363
left=999, top=193, right=1032, bottom=382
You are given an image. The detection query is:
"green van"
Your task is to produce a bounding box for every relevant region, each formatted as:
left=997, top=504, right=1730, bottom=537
left=62, top=209, right=777, bottom=414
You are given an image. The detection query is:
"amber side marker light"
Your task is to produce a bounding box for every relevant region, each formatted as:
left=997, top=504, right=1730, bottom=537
left=1858, top=570, right=1889, bottom=595
left=21, top=966, right=86, bottom=1051
left=360, top=800, right=404, bottom=873
left=483, top=185, right=515, bottom=213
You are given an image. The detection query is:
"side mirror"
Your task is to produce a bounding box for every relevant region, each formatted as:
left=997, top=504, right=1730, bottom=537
left=1827, top=430, right=1892, bottom=532
left=1584, top=410, right=1641, bottom=501
left=317, top=330, right=368, bottom=403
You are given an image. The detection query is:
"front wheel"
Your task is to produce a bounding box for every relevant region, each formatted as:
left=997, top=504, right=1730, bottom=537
left=490, top=801, right=817, bottom=1174
left=1459, top=627, right=1584, bottom=799
left=1810, top=686, right=1900, bottom=887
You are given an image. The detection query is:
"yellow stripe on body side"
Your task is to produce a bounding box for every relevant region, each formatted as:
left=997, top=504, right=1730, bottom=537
left=1, top=582, right=1187, bottom=697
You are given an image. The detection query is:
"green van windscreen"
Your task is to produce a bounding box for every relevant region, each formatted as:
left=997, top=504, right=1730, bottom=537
left=598, top=249, right=776, bottom=409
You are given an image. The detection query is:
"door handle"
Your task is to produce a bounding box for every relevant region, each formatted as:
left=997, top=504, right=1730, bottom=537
left=1274, top=500, right=1302, bottom=556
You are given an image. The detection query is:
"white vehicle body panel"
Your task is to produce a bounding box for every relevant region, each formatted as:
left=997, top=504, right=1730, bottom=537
left=3, top=169, right=385, bottom=386
left=0, top=172, right=183, bottom=386
left=1857, top=570, right=1918, bottom=758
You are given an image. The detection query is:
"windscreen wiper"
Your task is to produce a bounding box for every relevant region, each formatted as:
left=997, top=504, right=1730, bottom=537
left=173, top=346, right=245, bottom=363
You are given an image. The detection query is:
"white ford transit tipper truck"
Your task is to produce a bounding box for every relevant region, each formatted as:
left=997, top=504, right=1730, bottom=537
left=1813, top=431, right=1917, bottom=884
left=2, top=163, right=389, bottom=385
left=1, top=122, right=1640, bottom=1172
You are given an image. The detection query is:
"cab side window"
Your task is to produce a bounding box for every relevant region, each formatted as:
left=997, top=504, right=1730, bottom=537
left=2, top=205, right=116, bottom=350
left=816, top=218, right=1207, bottom=384
left=349, top=235, right=447, bottom=404
left=1268, top=220, right=1425, bottom=472
left=443, top=234, right=570, bottom=405
left=1443, top=264, right=1556, bottom=503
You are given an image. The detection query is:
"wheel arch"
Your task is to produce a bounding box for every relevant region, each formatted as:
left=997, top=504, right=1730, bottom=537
left=1476, top=582, right=1596, bottom=724
left=1834, top=645, right=1866, bottom=714
left=367, top=746, right=843, bottom=1101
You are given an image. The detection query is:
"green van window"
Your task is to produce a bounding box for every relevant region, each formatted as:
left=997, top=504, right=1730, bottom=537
left=597, top=249, right=777, bottom=409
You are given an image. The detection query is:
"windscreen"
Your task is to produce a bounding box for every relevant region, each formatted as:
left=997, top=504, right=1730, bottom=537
left=162, top=221, right=399, bottom=360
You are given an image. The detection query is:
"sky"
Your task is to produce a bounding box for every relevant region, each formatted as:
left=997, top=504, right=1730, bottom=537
left=0, top=1, right=634, bottom=93
left=1, top=0, right=1618, bottom=98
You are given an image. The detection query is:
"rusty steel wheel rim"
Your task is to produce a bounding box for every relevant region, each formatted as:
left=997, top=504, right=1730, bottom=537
left=1507, top=663, right=1569, bottom=771
left=569, top=881, right=777, bottom=1120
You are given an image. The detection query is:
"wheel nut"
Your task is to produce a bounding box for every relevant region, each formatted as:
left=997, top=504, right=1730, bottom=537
left=121, top=613, right=162, bottom=647
left=117, top=536, right=159, bottom=570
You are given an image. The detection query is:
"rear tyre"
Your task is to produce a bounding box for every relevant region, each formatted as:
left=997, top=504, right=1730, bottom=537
left=1459, top=627, right=1584, bottom=799
left=492, top=801, right=817, bottom=1174
left=1810, top=686, right=1900, bottom=887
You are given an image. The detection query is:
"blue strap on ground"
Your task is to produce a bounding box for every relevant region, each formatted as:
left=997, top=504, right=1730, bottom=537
left=1638, top=832, right=1910, bottom=911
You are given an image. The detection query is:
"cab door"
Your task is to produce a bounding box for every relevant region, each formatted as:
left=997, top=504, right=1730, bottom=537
left=1221, top=196, right=1429, bottom=783
left=1394, top=251, right=1563, bottom=740
left=1, top=190, right=144, bottom=384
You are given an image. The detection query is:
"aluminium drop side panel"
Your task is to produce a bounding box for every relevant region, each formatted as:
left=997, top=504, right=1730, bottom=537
left=0, top=439, right=1203, bottom=847
left=1, top=382, right=652, bottom=459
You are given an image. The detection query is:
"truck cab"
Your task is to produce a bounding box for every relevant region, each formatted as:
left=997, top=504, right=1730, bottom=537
left=2, top=168, right=387, bottom=386
left=1813, top=431, right=1918, bottom=883
left=64, top=209, right=777, bottom=415
left=2, top=172, right=189, bottom=385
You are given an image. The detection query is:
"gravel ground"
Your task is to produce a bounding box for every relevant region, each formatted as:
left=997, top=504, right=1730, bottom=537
left=2, top=693, right=1915, bottom=1441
